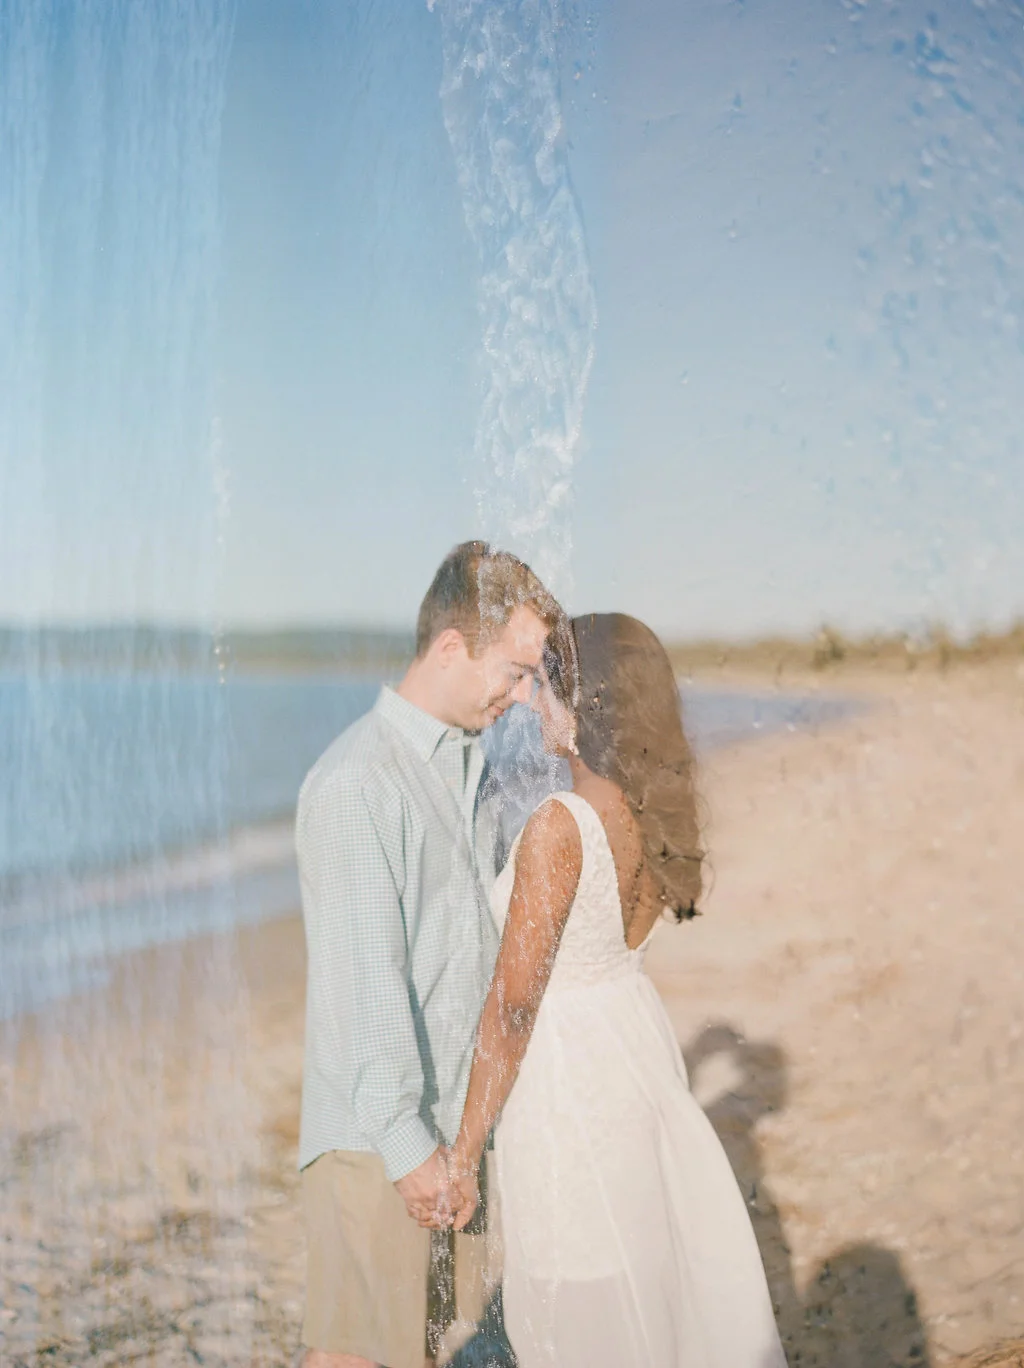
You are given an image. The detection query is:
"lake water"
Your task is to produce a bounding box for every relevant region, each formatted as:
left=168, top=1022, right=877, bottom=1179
left=0, top=672, right=858, bottom=1017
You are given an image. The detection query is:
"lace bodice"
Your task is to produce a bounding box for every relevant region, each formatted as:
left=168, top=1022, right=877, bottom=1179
left=489, top=790, right=654, bottom=991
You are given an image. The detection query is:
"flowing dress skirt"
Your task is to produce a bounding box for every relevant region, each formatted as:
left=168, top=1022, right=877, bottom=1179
left=494, top=971, right=788, bottom=1368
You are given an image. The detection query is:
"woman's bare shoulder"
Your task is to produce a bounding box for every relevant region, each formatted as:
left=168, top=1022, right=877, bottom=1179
left=511, top=797, right=584, bottom=900
left=520, top=795, right=584, bottom=857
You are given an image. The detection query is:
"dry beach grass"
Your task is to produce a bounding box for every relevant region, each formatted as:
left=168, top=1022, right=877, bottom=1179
left=1, top=655, right=1022, bottom=1365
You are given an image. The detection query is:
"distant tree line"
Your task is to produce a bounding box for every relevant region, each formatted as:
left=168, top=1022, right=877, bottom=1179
left=0, top=625, right=415, bottom=673
left=2, top=620, right=1021, bottom=676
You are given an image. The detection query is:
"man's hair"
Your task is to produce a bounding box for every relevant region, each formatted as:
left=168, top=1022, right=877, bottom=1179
left=415, top=540, right=562, bottom=658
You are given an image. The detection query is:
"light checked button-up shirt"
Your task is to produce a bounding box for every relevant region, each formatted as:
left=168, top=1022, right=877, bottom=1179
left=296, top=686, right=500, bottom=1182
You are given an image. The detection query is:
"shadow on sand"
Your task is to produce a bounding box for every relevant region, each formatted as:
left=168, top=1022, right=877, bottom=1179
left=685, top=1022, right=932, bottom=1368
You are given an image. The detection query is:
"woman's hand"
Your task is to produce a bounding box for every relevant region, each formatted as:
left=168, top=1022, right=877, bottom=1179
left=394, top=1147, right=453, bottom=1228
left=446, top=1146, right=481, bottom=1232
left=404, top=1147, right=478, bottom=1229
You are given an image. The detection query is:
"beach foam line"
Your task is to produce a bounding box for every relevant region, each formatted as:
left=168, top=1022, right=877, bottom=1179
left=0, top=832, right=301, bottom=1021
left=0, top=817, right=297, bottom=936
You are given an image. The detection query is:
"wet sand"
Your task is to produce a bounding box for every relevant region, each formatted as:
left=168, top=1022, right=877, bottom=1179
left=2, top=662, right=1022, bottom=1365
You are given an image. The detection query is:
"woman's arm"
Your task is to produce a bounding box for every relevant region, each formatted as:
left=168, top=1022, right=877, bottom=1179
left=448, top=799, right=582, bottom=1224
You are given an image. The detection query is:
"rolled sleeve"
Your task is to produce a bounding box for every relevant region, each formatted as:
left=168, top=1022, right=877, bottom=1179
left=376, top=1113, right=438, bottom=1183
left=299, top=774, right=436, bottom=1180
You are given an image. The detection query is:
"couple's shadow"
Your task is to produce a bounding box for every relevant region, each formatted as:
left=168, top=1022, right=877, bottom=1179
left=685, top=1022, right=931, bottom=1368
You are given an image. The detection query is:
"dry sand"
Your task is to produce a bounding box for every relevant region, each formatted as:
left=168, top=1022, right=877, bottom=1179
left=1, top=662, right=1022, bottom=1366
left=651, top=661, right=1024, bottom=1365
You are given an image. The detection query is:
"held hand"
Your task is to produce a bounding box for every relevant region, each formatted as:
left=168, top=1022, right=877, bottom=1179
left=393, top=1148, right=452, bottom=1228
left=445, top=1146, right=481, bottom=1233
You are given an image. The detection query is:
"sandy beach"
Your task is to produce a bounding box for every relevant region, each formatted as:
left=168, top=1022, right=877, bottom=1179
left=2, top=661, right=1022, bottom=1366
left=652, top=661, right=1024, bottom=1364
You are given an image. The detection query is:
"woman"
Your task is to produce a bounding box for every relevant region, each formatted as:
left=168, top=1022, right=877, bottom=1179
left=447, top=613, right=786, bottom=1367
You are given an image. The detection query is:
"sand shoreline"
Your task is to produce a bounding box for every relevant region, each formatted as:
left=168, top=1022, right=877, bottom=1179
left=2, top=661, right=1022, bottom=1365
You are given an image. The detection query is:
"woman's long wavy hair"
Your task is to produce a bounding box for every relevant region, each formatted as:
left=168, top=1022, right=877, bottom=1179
left=545, top=612, right=705, bottom=921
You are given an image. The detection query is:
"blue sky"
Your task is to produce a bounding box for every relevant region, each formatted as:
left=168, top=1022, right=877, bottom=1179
left=2, top=0, right=1023, bottom=639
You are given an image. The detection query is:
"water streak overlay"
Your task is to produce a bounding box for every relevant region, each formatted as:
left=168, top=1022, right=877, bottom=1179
left=434, top=0, right=598, bottom=596
left=1, top=5, right=239, bottom=1358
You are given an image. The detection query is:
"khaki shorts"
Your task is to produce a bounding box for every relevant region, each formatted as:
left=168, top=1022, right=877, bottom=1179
left=301, top=1149, right=493, bottom=1367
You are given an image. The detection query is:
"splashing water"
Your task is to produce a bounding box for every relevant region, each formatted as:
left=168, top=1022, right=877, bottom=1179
left=430, top=0, right=600, bottom=882
left=434, top=0, right=598, bottom=599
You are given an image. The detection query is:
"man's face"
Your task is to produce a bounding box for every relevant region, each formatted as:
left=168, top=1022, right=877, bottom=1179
left=449, top=605, right=549, bottom=731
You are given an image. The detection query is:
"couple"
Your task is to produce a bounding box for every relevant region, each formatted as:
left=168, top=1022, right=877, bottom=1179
left=296, top=541, right=786, bottom=1368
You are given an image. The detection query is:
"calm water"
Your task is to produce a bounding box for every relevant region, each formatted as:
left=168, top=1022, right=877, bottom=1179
left=0, top=672, right=857, bottom=1017
left=0, top=672, right=380, bottom=887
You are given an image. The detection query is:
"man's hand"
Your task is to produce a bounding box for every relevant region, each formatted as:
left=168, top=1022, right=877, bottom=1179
left=393, top=1148, right=452, bottom=1228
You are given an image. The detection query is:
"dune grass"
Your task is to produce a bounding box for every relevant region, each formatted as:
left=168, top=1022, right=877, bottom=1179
left=664, top=622, right=1024, bottom=677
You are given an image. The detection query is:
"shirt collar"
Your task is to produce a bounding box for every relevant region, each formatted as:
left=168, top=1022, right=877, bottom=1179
left=375, top=685, right=472, bottom=762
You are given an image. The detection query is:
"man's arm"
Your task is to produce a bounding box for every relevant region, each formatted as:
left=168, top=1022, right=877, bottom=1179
left=299, top=771, right=439, bottom=1196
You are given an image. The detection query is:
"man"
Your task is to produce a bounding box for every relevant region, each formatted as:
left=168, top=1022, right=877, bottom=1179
left=297, top=541, right=562, bottom=1368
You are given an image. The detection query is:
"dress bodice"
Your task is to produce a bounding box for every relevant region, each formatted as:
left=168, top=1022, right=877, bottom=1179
left=489, top=790, right=654, bottom=991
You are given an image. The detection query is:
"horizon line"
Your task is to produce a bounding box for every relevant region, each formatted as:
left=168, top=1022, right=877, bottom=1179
left=2, top=617, right=1022, bottom=650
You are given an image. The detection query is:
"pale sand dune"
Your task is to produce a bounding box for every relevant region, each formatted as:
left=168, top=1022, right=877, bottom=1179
left=1, top=663, right=1021, bottom=1364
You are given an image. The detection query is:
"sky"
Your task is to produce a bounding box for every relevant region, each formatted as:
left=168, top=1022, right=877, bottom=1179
left=2, top=0, right=1023, bottom=640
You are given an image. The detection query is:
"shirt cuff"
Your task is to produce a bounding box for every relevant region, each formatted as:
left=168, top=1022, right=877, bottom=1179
left=378, top=1114, right=438, bottom=1182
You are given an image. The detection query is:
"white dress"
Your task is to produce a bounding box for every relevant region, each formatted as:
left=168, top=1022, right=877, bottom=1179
left=491, top=791, right=788, bottom=1368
